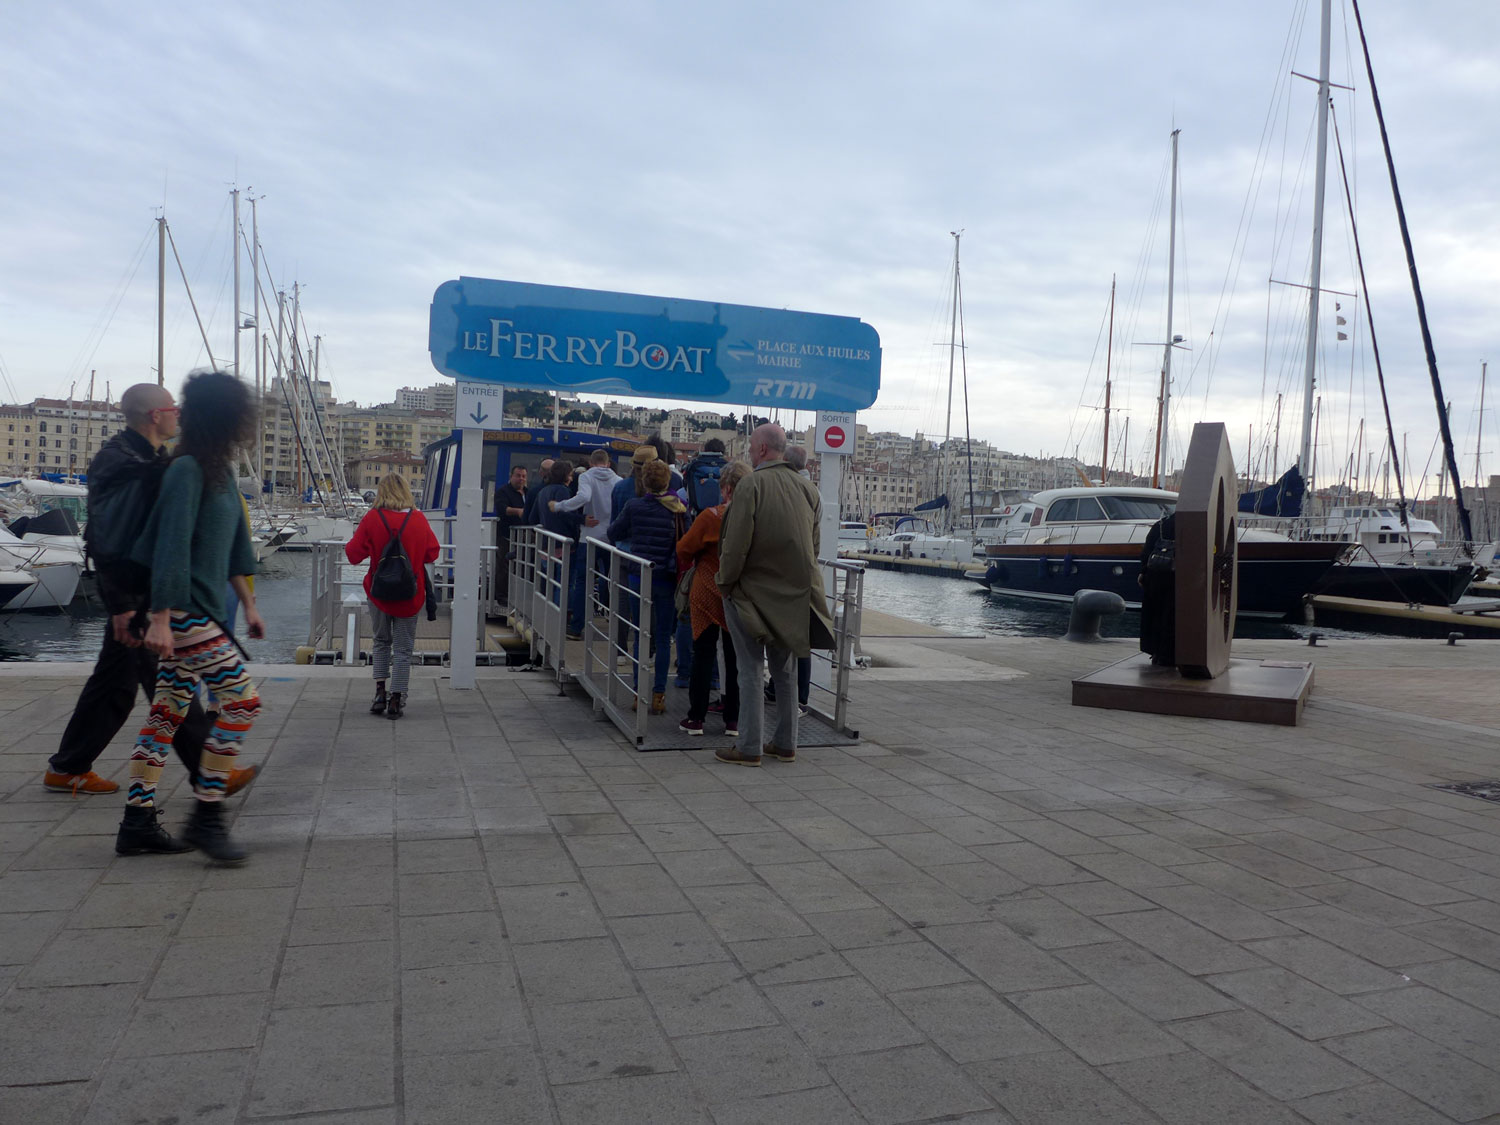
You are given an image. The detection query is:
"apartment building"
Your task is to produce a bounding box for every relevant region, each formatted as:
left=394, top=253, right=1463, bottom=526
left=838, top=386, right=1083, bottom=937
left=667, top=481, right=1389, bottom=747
left=1, top=398, right=124, bottom=476
left=346, top=450, right=427, bottom=495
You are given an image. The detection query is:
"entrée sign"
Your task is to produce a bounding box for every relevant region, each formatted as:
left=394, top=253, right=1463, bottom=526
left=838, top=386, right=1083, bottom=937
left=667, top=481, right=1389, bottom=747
left=428, top=277, right=881, bottom=412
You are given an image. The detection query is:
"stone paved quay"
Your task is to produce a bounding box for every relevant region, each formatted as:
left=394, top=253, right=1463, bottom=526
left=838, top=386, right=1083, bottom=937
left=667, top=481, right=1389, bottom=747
left=4, top=634, right=1500, bottom=1124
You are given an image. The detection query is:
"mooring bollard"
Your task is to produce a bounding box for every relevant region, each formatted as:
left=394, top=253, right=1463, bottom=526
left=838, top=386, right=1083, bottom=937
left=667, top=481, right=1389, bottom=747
left=1065, top=589, right=1127, bottom=643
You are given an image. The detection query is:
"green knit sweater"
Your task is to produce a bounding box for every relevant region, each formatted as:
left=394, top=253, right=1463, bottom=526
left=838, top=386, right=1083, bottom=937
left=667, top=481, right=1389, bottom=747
left=131, top=455, right=257, bottom=622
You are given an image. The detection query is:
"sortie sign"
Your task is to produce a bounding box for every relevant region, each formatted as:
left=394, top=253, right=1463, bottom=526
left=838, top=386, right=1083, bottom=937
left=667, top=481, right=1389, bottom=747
left=428, top=277, right=881, bottom=412
left=814, top=410, right=856, bottom=456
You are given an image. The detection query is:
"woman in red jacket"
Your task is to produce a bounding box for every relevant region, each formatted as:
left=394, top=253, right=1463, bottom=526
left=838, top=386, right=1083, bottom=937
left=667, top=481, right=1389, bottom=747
left=345, top=474, right=441, bottom=719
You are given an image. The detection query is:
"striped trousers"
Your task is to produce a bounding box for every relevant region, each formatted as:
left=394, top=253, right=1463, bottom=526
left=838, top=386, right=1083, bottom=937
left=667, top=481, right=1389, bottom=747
left=127, top=613, right=260, bottom=808
left=370, top=607, right=418, bottom=694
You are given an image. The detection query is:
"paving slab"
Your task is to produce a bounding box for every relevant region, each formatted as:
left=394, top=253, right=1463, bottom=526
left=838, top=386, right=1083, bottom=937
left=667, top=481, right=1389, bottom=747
left=4, top=639, right=1500, bottom=1121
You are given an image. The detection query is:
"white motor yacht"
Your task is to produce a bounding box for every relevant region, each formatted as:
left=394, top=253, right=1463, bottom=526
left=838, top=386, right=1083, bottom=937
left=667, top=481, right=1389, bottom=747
left=0, top=526, right=84, bottom=611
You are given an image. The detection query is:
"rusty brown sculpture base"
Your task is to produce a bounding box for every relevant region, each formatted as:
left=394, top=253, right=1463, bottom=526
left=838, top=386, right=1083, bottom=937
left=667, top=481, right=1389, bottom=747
left=1072, top=653, right=1313, bottom=727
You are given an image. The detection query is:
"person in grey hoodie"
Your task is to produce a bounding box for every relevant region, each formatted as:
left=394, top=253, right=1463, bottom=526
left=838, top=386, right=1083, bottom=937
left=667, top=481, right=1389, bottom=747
left=549, top=448, right=620, bottom=636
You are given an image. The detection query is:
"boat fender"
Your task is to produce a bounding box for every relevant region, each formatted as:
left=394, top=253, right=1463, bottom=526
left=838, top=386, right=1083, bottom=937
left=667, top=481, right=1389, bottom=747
left=1037, top=556, right=1050, bottom=579
left=986, top=563, right=1006, bottom=584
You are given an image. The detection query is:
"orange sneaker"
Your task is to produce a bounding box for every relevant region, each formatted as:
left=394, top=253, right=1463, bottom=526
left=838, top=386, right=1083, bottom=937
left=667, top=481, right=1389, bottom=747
left=43, top=770, right=119, bottom=795
left=224, top=765, right=261, bottom=797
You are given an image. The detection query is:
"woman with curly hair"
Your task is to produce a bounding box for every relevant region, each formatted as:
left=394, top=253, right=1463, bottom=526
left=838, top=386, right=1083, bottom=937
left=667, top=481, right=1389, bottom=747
left=116, top=370, right=264, bottom=865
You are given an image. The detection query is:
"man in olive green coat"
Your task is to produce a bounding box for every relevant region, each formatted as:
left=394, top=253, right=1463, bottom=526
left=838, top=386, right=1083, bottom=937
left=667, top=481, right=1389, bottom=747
left=715, top=424, right=835, bottom=766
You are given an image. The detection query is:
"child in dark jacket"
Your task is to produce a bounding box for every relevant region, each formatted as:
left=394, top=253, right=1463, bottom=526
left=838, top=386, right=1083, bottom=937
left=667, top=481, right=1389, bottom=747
left=607, top=459, right=685, bottom=712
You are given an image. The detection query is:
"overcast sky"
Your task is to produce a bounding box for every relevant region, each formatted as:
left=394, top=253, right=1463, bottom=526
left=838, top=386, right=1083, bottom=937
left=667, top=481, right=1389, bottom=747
left=3, top=1, right=1496, bottom=496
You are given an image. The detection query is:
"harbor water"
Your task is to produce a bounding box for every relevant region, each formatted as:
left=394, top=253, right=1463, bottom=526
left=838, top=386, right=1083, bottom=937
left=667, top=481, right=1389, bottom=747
left=2, top=554, right=1376, bottom=663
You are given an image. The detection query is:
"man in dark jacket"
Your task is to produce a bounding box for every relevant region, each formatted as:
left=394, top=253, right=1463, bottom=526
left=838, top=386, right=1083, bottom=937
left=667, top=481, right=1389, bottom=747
left=44, top=385, right=250, bottom=829
left=495, top=464, right=529, bottom=606
left=523, top=458, right=555, bottom=525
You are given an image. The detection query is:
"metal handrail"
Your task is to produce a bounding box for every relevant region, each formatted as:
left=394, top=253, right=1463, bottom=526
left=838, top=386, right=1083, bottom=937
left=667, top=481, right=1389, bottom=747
left=578, top=538, right=655, bottom=745
left=815, top=558, right=864, bottom=737
left=507, top=525, right=576, bottom=687
left=503, top=536, right=864, bottom=749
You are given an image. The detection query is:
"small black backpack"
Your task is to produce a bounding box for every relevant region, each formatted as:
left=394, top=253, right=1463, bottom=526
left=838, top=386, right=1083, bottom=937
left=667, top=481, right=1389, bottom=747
left=370, top=509, right=417, bottom=601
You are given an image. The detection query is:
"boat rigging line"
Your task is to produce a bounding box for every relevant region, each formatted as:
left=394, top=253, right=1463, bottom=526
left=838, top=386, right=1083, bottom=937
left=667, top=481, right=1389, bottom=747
left=1349, top=0, right=1473, bottom=547
left=1327, top=97, right=1413, bottom=547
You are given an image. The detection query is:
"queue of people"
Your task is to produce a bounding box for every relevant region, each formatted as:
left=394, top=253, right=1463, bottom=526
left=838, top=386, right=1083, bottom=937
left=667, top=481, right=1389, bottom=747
left=470, top=424, right=829, bottom=763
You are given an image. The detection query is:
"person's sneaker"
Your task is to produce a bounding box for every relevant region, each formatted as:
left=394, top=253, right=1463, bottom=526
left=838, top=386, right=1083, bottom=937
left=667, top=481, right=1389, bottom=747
left=714, top=745, right=761, bottom=767
left=115, top=806, right=192, bottom=856
left=724, top=722, right=739, bottom=737
left=44, top=770, right=119, bottom=795
left=674, top=677, right=690, bottom=689
left=764, top=743, right=796, bottom=763
left=678, top=718, right=704, bottom=735
left=650, top=692, right=667, bottom=715
left=386, top=692, right=404, bottom=720
left=182, top=801, right=248, bottom=865
left=567, top=631, right=584, bottom=641
left=224, top=764, right=260, bottom=798
left=707, top=699, right=725, bottom=715
left=369, top=684, right=387, bottom=714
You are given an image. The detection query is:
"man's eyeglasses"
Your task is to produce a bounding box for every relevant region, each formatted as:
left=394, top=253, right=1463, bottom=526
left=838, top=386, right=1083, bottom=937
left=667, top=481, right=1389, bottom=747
left=152, top=406, right=181, bottom=416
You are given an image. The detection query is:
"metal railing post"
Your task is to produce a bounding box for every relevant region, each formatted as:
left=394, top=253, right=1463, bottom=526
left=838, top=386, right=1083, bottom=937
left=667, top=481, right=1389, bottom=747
left=638, top=559, right=654, bottom=744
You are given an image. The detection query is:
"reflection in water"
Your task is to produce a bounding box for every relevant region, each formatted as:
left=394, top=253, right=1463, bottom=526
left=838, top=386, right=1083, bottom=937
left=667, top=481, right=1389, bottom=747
left=856, top=568, right=1373, bottom=641
left=0, top=552, right=315, bottom=663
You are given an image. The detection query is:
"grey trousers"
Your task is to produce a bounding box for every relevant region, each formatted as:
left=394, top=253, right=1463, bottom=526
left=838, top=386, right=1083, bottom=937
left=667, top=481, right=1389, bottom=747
left=722, top=598, right=798, bottom=757
left=370, top=606, right=418, bottom=694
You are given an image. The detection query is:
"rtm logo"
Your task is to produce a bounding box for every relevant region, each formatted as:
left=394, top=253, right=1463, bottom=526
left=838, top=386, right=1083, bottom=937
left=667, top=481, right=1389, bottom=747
left=753, top=379, right=818, bottom=400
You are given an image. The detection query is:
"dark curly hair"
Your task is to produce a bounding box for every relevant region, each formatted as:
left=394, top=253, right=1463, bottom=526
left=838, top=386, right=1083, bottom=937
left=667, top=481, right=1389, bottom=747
left=175, top=370, right=257, bottom=490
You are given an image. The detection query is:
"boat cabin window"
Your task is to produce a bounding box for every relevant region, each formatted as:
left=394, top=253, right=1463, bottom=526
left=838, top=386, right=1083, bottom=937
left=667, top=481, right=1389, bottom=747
left=1073, top=497, right=1106, bottom=521
left=1098, top=495, right=1176, bottom=520
left=1029, top=506, right=1044, bottom=526
left=1045, top=498, right=1077, bottom=522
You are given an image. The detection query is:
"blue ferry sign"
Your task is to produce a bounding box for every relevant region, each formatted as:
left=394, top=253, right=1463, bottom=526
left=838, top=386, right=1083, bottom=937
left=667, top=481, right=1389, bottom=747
left=428, top=277, right=880, bottom=412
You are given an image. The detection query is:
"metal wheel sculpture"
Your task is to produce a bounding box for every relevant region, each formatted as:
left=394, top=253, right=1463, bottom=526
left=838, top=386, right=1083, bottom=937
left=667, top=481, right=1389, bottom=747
left=1175, top=424, right=1239, bottom=679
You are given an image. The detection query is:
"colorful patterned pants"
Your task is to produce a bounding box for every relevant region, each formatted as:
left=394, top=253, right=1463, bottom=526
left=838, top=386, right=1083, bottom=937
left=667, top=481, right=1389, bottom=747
left=127, top=613, right=261, bottom=808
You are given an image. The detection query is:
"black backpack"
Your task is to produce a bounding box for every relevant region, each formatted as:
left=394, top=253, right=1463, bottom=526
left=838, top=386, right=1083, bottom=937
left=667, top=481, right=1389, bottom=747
left=685, top=453, right=725, bottom=516
left=370, top=509, right=417, bottom=601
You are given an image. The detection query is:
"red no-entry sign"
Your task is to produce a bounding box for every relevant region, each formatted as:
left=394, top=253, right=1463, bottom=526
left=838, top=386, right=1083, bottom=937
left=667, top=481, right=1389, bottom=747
left=825, top=426, right=846, bottom=448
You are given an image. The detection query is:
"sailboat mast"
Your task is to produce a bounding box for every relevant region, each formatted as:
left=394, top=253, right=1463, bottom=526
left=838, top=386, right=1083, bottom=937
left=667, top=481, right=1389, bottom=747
left=231, top=188, right=241, bottom=378
left=251, top=195, right=262, bottom=481
left=1152, top=129, right=1181, bottom=489
left=1298, top=0, right=1333, bottom=480
left=1102, top=276, right=1115, bottom=485
left=944, top=231, right=961, bottom=530
left=156, top=215, right=166, bottom=387
left=1475, top=361, right=1487, bottom=536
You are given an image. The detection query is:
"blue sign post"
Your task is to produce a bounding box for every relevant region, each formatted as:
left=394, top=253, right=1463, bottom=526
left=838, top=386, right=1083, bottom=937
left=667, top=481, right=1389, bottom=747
left=429, top=278, right=880, bottom=412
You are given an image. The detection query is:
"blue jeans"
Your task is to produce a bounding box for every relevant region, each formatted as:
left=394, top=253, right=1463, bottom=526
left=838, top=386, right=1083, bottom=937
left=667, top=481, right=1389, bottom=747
left=552, top=545, right=586, bottom=635
left=568, top=543, right=587, bottom=635
left=635, top=573, right=677, bottom=695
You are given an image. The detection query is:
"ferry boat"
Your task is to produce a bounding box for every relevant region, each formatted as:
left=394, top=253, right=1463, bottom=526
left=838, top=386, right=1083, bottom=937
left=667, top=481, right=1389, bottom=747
left=972, top=485, right=1346, bottom=618
left=422, top=427, right=644, bottom=515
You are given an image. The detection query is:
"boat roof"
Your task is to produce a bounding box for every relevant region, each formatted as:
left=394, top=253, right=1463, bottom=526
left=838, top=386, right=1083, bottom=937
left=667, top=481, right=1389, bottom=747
left=1028, top=486, right=1178, bottom=505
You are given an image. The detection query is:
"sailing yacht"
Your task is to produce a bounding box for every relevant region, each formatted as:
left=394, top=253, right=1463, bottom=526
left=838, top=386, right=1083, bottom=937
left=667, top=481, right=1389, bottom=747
left=1235, top=0, right=1480, bottom=605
